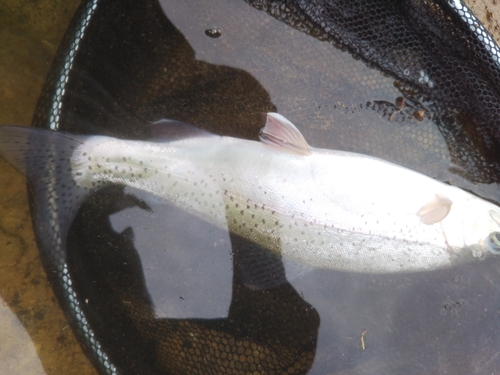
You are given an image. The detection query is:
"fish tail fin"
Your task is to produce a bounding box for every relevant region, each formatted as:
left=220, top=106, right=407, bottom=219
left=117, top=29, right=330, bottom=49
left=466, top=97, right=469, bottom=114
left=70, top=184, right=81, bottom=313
left=0, top=125, right=91, bottom=263
left=0, top=125, right=86, bottom=176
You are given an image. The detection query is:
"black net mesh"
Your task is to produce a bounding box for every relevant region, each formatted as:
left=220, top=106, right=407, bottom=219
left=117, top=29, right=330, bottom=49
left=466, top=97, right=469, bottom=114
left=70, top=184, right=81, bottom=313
left=245, top=0, right=500, bottom=185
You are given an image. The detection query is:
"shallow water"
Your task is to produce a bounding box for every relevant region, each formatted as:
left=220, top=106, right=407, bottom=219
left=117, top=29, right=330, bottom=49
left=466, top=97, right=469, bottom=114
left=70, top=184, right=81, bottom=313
left=1, top=0, right=500, bottom=374
left=0, top=1, right=97, bottom=374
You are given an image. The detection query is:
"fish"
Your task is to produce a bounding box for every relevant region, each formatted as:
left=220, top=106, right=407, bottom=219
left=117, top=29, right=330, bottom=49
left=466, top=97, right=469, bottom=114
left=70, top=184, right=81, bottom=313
left=1, top=113, right=500, bottom=275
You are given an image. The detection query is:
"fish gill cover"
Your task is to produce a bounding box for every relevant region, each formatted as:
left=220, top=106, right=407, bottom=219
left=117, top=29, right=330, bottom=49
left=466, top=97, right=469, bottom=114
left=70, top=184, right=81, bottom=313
left=24, top=0, right=500, bottom=374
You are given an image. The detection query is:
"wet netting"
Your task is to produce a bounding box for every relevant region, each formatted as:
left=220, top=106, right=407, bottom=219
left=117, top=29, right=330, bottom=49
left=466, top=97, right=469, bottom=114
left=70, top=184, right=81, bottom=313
left=29, top=0, right=500, bottom=374
left=245, top=0, right=500, bottom=185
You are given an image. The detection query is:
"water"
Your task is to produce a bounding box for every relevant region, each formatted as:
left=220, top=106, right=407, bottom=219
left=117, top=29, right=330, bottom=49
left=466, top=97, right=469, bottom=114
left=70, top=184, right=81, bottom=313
left=0, top=1, right=97, bottom=374
left=1, top=0, right=500, bottom=374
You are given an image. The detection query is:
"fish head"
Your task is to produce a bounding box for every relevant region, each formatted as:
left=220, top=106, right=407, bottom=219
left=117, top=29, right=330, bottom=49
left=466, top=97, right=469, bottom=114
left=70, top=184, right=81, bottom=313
left=482, top=209, right=500, bottom=256
left=461, top=200, right=500, bottom=260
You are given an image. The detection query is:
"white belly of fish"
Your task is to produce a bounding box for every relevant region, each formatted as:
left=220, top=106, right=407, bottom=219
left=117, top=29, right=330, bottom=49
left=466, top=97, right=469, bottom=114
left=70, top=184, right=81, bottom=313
left=72, top=134, right=474, bottom=274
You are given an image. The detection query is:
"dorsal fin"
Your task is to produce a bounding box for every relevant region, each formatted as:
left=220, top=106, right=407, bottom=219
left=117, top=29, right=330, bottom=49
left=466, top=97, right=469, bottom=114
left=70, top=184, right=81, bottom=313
left=417, top=194, right=453, bottom=225
left=151, top=119, right=216, bottom=141
left=259, top=113, right=310, bottom=155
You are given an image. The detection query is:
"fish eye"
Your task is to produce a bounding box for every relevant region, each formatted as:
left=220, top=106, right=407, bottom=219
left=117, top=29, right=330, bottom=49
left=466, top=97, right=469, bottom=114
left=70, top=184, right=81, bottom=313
left=487, top=232, right=500, bottom=255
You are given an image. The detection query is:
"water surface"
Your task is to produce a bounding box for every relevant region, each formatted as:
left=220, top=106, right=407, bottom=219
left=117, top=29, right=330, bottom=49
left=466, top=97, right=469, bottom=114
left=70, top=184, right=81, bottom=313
left=1, top=0, right=500, bottom=374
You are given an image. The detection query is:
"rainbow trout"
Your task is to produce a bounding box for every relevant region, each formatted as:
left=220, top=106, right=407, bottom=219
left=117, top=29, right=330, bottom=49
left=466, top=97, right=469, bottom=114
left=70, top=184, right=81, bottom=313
left=1, top=113, right=500, bottom=274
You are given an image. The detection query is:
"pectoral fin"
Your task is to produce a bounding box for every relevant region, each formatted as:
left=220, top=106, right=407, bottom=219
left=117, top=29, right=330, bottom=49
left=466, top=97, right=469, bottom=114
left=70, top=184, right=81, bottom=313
left=259, top=113, right=310, bottom=155
left=417, top=194, right=453, bottom=225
